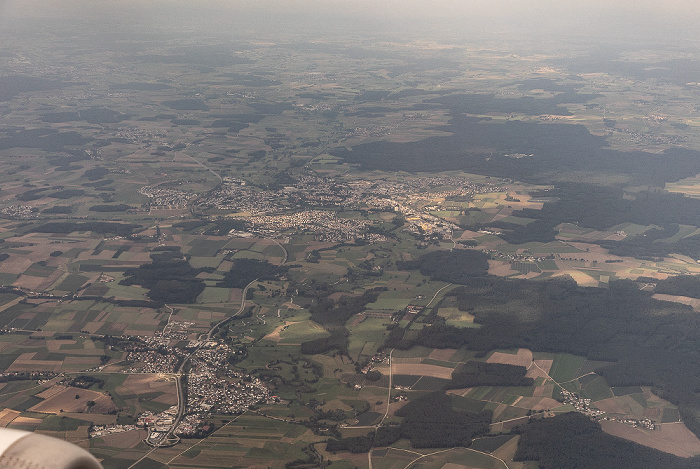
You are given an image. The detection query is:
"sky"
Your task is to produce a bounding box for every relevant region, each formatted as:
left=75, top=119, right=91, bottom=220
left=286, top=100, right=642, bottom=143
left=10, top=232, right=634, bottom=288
left=0, top=0, right=698, bottom=44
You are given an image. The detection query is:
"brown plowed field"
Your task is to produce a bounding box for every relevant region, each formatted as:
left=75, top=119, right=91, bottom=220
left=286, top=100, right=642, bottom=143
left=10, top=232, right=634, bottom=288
left=29, top=385, right=115, bottom=414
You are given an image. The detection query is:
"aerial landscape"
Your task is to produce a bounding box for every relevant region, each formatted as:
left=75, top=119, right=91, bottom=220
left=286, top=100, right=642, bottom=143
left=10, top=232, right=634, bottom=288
left=2, top=1, right=700, bottom=468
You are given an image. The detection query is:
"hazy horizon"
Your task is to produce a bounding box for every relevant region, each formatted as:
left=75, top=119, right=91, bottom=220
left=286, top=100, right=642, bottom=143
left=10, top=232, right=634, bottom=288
left=1, top=0, right=698, bottom=46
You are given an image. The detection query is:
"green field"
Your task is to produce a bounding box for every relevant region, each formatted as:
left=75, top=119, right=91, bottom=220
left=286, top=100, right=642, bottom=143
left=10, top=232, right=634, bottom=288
left=55, top=274, right=89, bottom=292
left=582, top=376, right=614, bottom=401
left=278, top=321, right=329, bottom=344
left=549, top=354, right=587, bottom=383
left=187, top=239, right=229, bottom=256
left=197, top=286, right=231, bottom=303
left=0, top=10, right=699, bottom=468
left=38, top=415, right=87, bottom=431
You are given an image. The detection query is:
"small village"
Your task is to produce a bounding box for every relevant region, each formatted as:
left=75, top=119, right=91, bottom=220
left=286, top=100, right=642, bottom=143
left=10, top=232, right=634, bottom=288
left=561, top=389, right=656, bottom=430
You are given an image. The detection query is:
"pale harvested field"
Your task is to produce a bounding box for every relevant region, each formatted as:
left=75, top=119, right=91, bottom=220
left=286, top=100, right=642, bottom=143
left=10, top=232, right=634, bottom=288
left=0, top=409, right=20, bottom=427
left=11, top=417, right=42, bottom=428
left=516, top=397, right=560, bottom=411
left=428, top=348, right=457, bottom=361
left=392, top=363, right=453, bottom=379
left=12, top=275, right=47, bottom=291
left=458, top=230, right=482, bottom=240
left=263, top=321, right=299, bottom=342
left=553, top=269, right=599, bottom=286
left=492, top=435, right=522, bottom=467
left=2, top=257, right=33, bottom=274
left=627, top=269, right=669, bottom=280
left=526, top=359, right=553, bottom=379
left=488, top=260, right=516, bottom=276
left=154, top=393, right=178, bottom=405
left=566, top=242, right=613, bottom=256
left=309, top=261, right=347, bottom=275
left=562, top=243, right=700, bottom=278
left=7, top=352, right=62, bottom=373
left=121, top=374, right=176, bottom=397
left=30, top=385, right=115, bottom=414
left=37, top=269, right=65, bottom=291
left=652, top=294, right=700, bottom=311
left=488, top=349, right=532, bottom=368
left=532, top=383, right=555, bottom=398
left=601, top=420, right=700, bottom=457
left=659, top=423, right=700, bottom=454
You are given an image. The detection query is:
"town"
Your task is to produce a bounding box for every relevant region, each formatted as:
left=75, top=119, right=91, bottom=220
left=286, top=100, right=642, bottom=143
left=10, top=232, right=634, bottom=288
left=196, top=173, right=505, bottom=241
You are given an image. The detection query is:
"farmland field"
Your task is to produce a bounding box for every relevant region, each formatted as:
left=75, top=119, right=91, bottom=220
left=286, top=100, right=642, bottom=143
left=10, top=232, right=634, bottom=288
left=1, top=4, right=700, bottom=468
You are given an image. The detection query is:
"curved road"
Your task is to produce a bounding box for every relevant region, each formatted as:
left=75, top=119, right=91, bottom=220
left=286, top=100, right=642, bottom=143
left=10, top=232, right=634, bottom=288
left=402, top=446, right=510, bottom=469
left=156, top=279, right=257, bottom=446
left=426, top=283, right=452, bottom=308
left=267, top=237, right=288, bottom=264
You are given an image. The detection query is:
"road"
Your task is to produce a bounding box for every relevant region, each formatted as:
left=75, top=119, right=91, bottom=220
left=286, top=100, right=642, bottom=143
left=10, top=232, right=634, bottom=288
left=207, top=279, right=257, bottom=341
left=154, top=279, right=257, bottom=447
left=165, top=411, right=247, bottom=466
left=379, top=349, right=394, bottom=426
left=185, top=153, right=222, bottom=184
left=366, top=348, right=394, bottom=469
left=400, top=446, right=510, bottom=469
left=367, top=282, right=453, bottom=468
left=267, top=237, right=288, bottom=264
left=162, top=304, right=174, bottom=334
left=426, top=283, right=452, bottom=308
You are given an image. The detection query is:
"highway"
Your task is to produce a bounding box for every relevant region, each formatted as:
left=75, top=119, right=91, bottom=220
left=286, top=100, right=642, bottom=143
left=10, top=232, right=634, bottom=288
left=151, top=279, right=257, bottom=447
